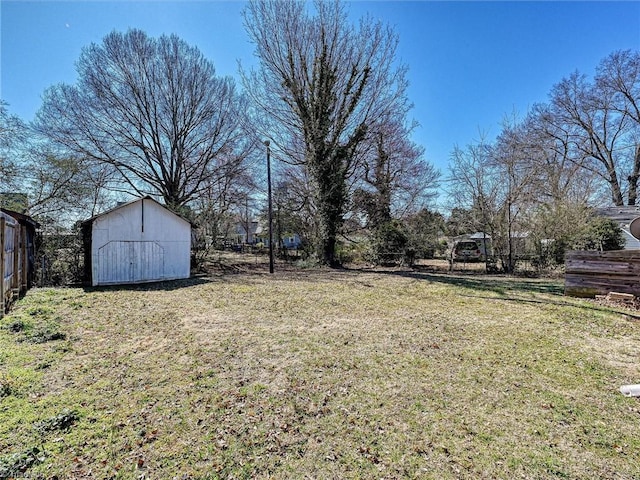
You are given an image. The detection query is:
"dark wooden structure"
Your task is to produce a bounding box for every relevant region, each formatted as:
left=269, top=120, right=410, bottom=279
left=0, top=209, right=38, bottom=317
left=565, top=250, right=640, bottom=298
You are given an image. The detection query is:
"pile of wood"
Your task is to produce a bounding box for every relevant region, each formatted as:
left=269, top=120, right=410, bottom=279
left=594, top=291, right=640, bottom=311
left=565, top=250, right=640, bottom=298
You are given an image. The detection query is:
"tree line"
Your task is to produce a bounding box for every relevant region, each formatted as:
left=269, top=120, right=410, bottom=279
left=1, top=0, right=439, bottom=268
left=0, top=0, right=637, bottom=271
left=448, top=50, right=638, bottom=272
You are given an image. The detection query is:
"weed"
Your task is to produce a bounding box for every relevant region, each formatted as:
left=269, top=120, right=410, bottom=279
left=0, top=447, right=44, bottom=478
left=25, top=305, right=54, bottom=316
left=6, top=319, right=27, bottom=333
left=34, top=409, right=79, bottom=433
left=25, top=325, right=66, bottom=344
left=0, top=374, right=14, bottom=397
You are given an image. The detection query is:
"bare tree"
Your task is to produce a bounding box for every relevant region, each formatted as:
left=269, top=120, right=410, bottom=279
left=447, top=50, right=640, bottom=271
left=35, top=29, right=253, bottom=209
left=0, top=101, right=26, bottom=197
left=353, top=115, right=439, bottom=230
left=22, top=147, right=114, bottom=222
left=191, top=163, right=257, bottom=252
left=242, top=0, right=409, bottom=266
left=449, top=119, right=543, bottom=274
left=595, top=50, right=640, bottom=204
left=548, top=70, right=633, bottom=206
left=448, top=140, right=503, bottom=268
left=526, top=104, right=603, bottom=205
left=596, top=50, right=640, bottom=124
left=491, top=117, right=551, bottom=272
left=1, top=101, right=114, bottom=225
left=273, top=165, right=318, bottom=248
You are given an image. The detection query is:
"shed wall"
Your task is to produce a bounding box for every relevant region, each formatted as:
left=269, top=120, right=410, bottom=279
left=91, top=199, right=190, bottom=285
left=1, top=212, right=17, bottom=315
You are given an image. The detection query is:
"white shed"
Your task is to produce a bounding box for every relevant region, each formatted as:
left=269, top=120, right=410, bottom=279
left=82, top=197, right=191, bottom=286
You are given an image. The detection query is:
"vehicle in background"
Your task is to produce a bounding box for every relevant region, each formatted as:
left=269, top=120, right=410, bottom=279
left=453, top=240, right=484, bottom=261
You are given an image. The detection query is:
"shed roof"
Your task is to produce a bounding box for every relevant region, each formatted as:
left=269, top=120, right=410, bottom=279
left=0, top=208, right=40, bottom=229
left=454, top=232, right=492, bottom=241
left=81, top=196, right=191, bottom=226
left=468, top=232, right=492, bottom=240
left=594, top=206, right=640, bottom=225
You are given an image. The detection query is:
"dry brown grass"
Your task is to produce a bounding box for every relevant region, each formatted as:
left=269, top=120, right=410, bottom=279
left=1, top=264, right=640, bottom=479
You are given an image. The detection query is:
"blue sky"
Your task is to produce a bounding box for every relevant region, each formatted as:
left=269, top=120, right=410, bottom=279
left=1, top=1, right=639, bottom=177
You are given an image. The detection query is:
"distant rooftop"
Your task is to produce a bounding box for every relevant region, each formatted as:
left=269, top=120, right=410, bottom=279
left=595, top=207, right=640, bottom=249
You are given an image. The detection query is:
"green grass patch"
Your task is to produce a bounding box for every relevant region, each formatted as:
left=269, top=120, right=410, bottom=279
left=1, top=272, right=639, bottom=478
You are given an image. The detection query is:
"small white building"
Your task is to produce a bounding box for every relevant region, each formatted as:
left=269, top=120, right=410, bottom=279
left=595, top=207, right=640, bottom=250
left=82, top=197, right=191, bottom=286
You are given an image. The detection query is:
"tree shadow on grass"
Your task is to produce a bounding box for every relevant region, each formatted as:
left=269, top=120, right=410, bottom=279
left=348, top=267, right=640, bottom=321
left=80, top=263, right=640, bottom=321
left=347, top=266, right=564, bottom=296
left=81, top=275, right=217, bottom=293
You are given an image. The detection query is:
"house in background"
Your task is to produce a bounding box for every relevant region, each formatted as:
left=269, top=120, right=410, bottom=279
left=281, top=233, right=302, bottom=249
left=594, top=207, right=640, bottom=249
left=232, top=220, right=302, bottom=249
left=254, top=229, right=302, bottom=249
left=81, top=196, right=191, bottom=286
left=233, top=221, right=263, bottom=245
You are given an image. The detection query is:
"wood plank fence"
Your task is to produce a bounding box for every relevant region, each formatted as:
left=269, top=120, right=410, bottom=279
left=565, top=250, right=640, bottom=298
left=1, top=211, right=32, bottom=318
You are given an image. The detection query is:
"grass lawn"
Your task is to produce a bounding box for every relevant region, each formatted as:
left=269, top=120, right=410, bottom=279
left=1, top=265, right=640, bottom=479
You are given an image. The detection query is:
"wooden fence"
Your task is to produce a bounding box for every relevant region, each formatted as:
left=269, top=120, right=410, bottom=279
left=1, top=211, right=32, bottom=317
left=565, top=250, right=640, bottom=298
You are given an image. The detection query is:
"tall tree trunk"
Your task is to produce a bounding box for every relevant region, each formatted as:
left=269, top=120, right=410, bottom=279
left=628, top=145, right=640, bottom=206
left=607, top=165, right=625, bottom=206
left=315, top=192, right=343, bottom=267
left=310, top=145, right=350, bottom=267
left=372, top=136, right=393, bottom=228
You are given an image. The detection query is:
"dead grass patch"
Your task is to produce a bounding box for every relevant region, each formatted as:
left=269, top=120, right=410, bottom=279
left=1, top=268, right=639, bottom=478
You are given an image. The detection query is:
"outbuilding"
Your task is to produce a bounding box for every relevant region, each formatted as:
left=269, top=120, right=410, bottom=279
left=82, top=197, right=191, bottom=286
left=594, top=206, right=640, bottom=250
left=1, top=208, right=39, bottom=290
left=1, top=208, right=39, bottom=316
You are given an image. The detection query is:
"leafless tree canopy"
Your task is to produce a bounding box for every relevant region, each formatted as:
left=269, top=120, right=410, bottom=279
left=243, top=0, right=410, bottom=265
left=1, top=102, right=110, bottom=222
left=0, top=101, right=26, bottom=194
left=35, top=29, right=252, bottom=208
left=447, top=50, right=639, bottom=272
left=353, top=114, right=439, bottom=229
left=544, top=50, right=640, bottom=206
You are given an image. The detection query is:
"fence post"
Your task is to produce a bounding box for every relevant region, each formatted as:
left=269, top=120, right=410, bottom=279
left=0, top=217, right=5, bottom=317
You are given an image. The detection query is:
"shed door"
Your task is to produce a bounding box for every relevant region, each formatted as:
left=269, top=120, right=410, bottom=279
left=96, top=241, right=165, bottom=284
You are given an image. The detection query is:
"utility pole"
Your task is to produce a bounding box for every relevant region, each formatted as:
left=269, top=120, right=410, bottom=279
left=265, top=140, right=274, bottom=274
